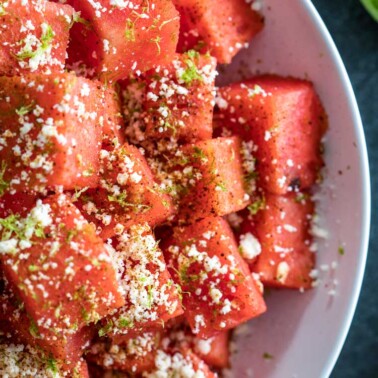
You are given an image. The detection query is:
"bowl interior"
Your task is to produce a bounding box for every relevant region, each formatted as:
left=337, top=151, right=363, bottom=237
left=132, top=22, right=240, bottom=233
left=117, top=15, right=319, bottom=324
left=218, top=1, right=370, bottom=377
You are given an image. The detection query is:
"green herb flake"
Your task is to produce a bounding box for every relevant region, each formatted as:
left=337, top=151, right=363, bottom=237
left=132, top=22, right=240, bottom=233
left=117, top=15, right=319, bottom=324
left=125, top=18, right=136, bottom=41
left=46, top=357, right=59, bottom=375
left=180, top=50, right=203, bottom=85
left=72, top=186, right=89, bottom=202
left=192, top=147, right=207, bottom=162
left=295, top=192, right=310, bottom=203
left=54, top=303, right=62, bottom=319
left=15, top=102, right=34, bottom=116
left=16, top=24, right=55, bottom=61
left=34, top=225, right=45, bottom=239
left=66, top=228, right=78, bottom=243
left=0, top=214, right=21, bottom=241
left=98, top=320, right=113, bottom=337
left=216, top=182, right=228, bottom=192
left=0, top=161, right=9, bottom=196
left=29, top=320, right=40, bottom=338
left=247, top=195, right=266, bottom=216
left=150, top=36, right=161, bottom=54
left=28, top=264, right=39, bottom=272
left=263, top=352, right=274, bottom=360
left=81, top=307, right=90, bottom=322
left=338, top=246, right=345, bottom=256
left=118, top=317, right=133, bottom=328
left=0, top=4, right=7, bottom=16
left=82, top=168, right=94, bottom=177
left=71, top=11, right=91, bottom=28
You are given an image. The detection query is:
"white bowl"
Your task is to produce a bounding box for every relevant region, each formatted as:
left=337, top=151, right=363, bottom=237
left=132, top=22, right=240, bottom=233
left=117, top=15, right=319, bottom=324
left=218, top=1, right=371, bottom=377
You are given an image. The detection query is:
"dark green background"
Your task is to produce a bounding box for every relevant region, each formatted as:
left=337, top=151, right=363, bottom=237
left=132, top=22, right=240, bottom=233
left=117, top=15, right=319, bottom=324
left=311, top=0, right=378, bottom=377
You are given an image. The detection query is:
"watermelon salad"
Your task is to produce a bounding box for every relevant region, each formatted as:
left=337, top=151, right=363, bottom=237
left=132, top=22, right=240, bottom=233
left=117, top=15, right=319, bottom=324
left=0, top=0, right=327, bottom=377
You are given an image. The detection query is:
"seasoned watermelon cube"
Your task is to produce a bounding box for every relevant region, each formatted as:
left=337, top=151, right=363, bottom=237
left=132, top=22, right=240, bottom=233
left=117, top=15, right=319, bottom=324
left=162, top=217, right=266, bottom=338
left=145, top=348, right=216, bottom=377
left=215, top=75, right=327, bottom=194
left=0, top=73, right=104, bottom=193
left=87, top=331, right=162, bottom=374
left=0, top=194, right=124, bottom=345
left=74, top=143, right=174, bottom=239
left=66, top=0, right=180, bottom=81
left=0, top=277, right=94, bottom=369
left=241, top=193, right=315, bottom=289
left=178, top=137, right=250, bottom=222
left=173, top=0, right=264, bottom=63
left=193, top=331, right=230, bottom=369
left=0, top=0, right=74, bottom=76
left=143, top=52, right=216, bottom=142
left=0, top=342, right=89, bottom=378
left=98, top=224, right=183, bottom=341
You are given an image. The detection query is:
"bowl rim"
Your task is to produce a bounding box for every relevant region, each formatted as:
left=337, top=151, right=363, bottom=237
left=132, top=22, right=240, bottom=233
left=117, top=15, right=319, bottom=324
left=302, top=0, right=371, bottom=376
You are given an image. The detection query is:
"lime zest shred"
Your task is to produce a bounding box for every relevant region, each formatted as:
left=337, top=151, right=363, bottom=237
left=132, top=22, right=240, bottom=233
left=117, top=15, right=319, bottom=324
left=15, top=102, right=35, bottom=116
left=0, top=161, right=9, bottom=196
left=16, top=24, right=55, bottom=61
left=247, top=195, right=266, bottom=215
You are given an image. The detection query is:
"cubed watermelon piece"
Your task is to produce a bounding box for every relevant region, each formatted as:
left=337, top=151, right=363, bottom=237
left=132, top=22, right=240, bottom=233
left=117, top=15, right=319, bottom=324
left=140, top=137, right=250, bottom=223
left=143, top=52, right=216, bottom=142
left=154, top=348, right=216, bottom=377
left=173, top=0, right=264, bottom=63
left=87, top=331, right=162, bottom=374
left=0, top=73, right=104, bottom=193
left=241, top=193, right=315, bottom=289
left=66, top=0, right=180, bottom=81
left=74, top=143, right=174, bottom=239
left=0, top=0, right=74, bottom=76
left=215, top=75, right=327, bottom=194
left=194, top=331, right=230, bottom=369
left=178, top=137, right=250, bottom=222
left=98, top=224, right=183, bottom=341
left=0, top=277, right=94, bottom=369
left=0, top=342, right=89, bottom=378
left=162, top=217, right=266, bottom=338
left=0, top=194, right=125, bottom=346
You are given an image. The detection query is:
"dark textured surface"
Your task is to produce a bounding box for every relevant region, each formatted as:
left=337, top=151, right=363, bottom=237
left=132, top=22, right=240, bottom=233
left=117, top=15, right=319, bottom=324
left=310, top=0, right=378, bottom=377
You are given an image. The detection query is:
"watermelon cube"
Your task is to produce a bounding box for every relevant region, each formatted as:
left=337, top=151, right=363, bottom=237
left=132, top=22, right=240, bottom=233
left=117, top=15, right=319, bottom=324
left=0, top=277, right=94, bottom=369
left=66, top=0, right=180, bottom=81
left=215, top=75, right=327, bottom=194
left=143, top=52, right=216, bottom=142
left=74, top=143, right=174, bottom=239
left=0, top=194, right=125, bottom=347
left=0, top=0, right=74, bottom=76
left=241, top=192, right=315, bottom=289
left=178, top=137, right=250, bottom=222
left=162, top=217, right=267, bottom=338
left=0, top=73, right=104, bottom=193
left=173, top=0, right=264, bottom=63
left=0, top=342, right=89, bottom=378
left=194, top=331, right=230, bottom=369
left=144, top=348, right=216, bottom=377
left=98, top=224, right=183, bottom=341
left=87, top=331, right=162, bottom=374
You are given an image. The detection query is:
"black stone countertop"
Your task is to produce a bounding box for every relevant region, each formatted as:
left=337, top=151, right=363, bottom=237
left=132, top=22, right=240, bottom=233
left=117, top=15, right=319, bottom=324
left=311, top=0, right=378, bottom=377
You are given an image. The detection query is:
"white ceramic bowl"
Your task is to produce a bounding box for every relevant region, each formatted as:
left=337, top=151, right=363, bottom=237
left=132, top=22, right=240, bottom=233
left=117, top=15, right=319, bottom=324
left=218, top=1, right=371, bottom=377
